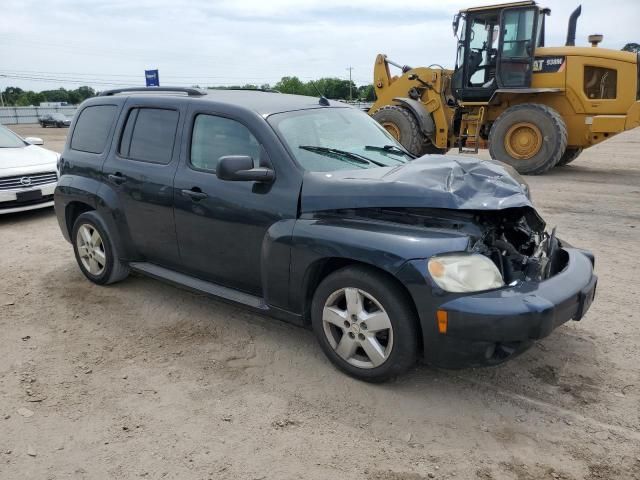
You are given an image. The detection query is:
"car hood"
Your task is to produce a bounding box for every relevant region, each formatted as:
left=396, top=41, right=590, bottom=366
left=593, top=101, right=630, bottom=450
left=0, top=145, right=58, bottom=171
left=300, top=155, right=533, bottom=213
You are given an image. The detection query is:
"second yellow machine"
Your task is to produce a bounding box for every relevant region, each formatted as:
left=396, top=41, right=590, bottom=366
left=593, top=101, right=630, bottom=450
left=370, top=1, right=640, bottom=174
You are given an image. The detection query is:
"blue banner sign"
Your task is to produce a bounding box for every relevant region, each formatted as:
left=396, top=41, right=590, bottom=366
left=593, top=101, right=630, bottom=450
left=145, top=70, right=160, bottom=87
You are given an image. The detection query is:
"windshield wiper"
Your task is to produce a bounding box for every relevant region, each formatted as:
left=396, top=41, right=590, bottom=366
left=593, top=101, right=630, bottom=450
left=364, top=144, right=415, bottom=159
left=299, top=145, right=386, bottom=167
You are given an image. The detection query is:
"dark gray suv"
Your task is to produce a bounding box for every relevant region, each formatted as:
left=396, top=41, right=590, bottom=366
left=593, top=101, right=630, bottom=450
left=54, top=87, right=596, bottom=382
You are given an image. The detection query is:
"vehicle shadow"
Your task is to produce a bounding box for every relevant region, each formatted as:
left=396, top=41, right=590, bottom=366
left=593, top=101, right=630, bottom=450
left=40, top=258, right=606, bottom=429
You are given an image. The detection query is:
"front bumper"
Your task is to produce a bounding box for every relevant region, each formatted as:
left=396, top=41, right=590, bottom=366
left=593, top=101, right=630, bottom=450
left=0, top=182, right=57, bottom=215
left=397, top=248, right=597, bottom=368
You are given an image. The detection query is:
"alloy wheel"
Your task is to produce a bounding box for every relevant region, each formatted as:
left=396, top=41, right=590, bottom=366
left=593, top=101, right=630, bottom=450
left=322, top=287, right=394, bottom=369
left=76, top=224, right=106, bottom=276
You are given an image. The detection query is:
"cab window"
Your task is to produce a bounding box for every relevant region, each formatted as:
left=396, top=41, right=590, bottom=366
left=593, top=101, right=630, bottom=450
left=584, top=66, right=617, bottom=99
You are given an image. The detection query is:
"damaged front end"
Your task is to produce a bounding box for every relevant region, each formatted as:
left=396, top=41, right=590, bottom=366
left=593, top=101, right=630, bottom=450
left=320, top=206, right=567, bottom=286
left=469, top=208, right=565, bottom=285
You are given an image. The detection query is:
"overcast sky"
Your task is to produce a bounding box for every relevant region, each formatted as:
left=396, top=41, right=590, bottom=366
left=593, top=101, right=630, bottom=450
left=1, top=0, right=638, bottom=92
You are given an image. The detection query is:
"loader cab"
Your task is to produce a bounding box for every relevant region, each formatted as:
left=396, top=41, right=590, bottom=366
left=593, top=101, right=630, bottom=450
left=452, top=1, right=545, bottom=102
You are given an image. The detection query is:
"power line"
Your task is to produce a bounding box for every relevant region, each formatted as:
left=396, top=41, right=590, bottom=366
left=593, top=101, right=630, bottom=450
left=0, top=69, right=376, bottom=90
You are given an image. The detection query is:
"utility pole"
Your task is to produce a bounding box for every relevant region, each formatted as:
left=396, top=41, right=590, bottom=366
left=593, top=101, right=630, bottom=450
left=346, top=66, right=354, bottom=101
left=0, top=75, right=5, bottom=107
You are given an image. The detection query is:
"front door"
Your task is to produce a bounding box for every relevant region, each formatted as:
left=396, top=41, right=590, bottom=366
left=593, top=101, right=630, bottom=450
left=496, top=6, right=539, bottom=88
left=452, top=11, right=500, bottom=101
left=101, top=97, right=184, bottom=267
left=173, top=110, right=297, bottom=296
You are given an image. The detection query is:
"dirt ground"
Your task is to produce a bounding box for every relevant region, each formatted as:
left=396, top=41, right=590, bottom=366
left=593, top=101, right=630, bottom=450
left=2, top=124, right=639, bottom=480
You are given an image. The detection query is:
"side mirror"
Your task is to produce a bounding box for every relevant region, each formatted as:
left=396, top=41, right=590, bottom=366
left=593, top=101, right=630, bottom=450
left=24, top=137, right=44, bottom=145
left=452, top=13, right=461, bottom=37
left=216, top=155, right=275, bottom=183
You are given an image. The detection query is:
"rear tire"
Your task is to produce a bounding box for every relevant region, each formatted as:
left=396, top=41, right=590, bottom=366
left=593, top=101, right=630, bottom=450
left=489, top=103, right=567, bottom=175
left=311, top=265, right=419, bottom=382
left=372, top=105, right=426, bottom=157
left=72, top=211, right=129, bottom=285
left=556, top=147, right=583, bottom=167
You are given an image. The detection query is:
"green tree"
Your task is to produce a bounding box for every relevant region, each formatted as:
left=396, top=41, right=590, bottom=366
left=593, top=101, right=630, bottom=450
left=622, top=42, right=640, bottom=53
left=1, top=86, right=96, bottom=106
left=273, top=76, right=310, bottom=96
left=357, top=84, right=376, bottom=102
left=312, top=78, right=355, bottom=100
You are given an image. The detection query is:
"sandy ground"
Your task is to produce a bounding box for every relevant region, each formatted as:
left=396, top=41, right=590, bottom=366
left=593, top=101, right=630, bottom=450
left=1, top=124, right=639, bottom=480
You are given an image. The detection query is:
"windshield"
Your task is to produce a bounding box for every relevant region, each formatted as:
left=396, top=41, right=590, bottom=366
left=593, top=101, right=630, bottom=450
left=0, top=126, right=27, bottom=148
left=51, top=113, right=67, bottom=120
left=268, top=108, right=413, bottom=172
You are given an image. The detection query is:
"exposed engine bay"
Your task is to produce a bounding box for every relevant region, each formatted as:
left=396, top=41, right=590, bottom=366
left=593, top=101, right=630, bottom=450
left=320, top=207, right=566, bottom=285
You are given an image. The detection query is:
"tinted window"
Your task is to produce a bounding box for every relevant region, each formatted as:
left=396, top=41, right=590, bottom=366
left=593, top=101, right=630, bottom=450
left=119, top=108, right=179, bottom=164
left=71, top=105, right=117, bottom=154
left=584, top=66, right=617, bottom=99
left=190, top=115, right=260, bottom=171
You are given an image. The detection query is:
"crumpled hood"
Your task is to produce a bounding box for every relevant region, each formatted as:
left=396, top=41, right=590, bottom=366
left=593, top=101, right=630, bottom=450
left=300, top=155, right=533, bottom=213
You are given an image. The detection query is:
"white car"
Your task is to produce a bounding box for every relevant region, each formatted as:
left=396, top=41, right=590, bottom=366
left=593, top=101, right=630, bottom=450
left=0, top=125, right=60, bottom=214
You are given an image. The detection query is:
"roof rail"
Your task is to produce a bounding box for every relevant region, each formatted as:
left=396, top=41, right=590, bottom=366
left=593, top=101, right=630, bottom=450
left=99, top=87, right=207, bottom=97
left=207, top=87, right=281, bottom=94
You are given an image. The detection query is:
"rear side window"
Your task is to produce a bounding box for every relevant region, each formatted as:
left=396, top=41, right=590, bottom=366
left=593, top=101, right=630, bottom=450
left=71, top=105, right=117, bottom=154
left=584, top=66, right=617, bottom=99
left=119, top=108, right=179, bottom=164
left=190, top=115, right=260, bottom=171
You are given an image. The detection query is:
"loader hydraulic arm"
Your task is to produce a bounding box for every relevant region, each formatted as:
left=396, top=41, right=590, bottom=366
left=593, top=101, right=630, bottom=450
left=372, top=54, right=453, bottom=150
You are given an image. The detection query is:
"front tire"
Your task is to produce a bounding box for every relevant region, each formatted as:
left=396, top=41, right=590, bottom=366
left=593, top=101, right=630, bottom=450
left=489, top=103, right=567, bottom=175
left=311, top=266, right=419, bottom=382
left=372, top=105, right=426, bottom=157
left=72, top=211, right=129, bottom=285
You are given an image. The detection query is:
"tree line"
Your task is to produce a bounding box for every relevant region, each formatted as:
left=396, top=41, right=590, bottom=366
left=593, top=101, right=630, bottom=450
left=1, top=86, right=96, bottom=106
left=1, top=77, right=376, bottom=107
left=212, top=77, right=375, bottom=101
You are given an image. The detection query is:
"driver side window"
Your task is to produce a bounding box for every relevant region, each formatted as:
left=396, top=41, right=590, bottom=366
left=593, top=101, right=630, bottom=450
left=190, top=114, right=260, bottom=172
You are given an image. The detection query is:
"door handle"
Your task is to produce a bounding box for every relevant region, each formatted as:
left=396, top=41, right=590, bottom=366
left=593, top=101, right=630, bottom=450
left=181, top=188, right=208, bottom=201
left=108, top=173, right=126, bottom=185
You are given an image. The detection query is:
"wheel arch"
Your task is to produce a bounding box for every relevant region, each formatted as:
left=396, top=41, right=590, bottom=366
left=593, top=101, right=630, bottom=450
left=392, top=97, right=435, bottom=137
left=300, top=257, right=424, bottom=354
left=64, top=201, right=94, bottom=239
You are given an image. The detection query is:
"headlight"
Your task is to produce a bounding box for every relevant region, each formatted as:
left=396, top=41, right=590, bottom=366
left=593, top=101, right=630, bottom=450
left=427, top=254, right=504, bottom=293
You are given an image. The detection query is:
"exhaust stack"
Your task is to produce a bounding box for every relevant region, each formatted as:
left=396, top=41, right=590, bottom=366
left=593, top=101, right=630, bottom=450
left=565, top=5, right=582, bottom=46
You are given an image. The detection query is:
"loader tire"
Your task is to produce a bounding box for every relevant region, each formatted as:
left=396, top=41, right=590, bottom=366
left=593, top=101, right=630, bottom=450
left=489, top=103, right=567, bottom=175
left=372, top=105, right=425, bottom=156
left=556, top=147, right=583, bottom=167
left=421, top=143, right=448, bottom=155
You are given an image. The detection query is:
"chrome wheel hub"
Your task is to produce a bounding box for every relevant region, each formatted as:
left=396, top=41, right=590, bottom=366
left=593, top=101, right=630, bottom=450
left=322, top=287, right=393, bottom=369
left=76, top=224, right=106, bottom=276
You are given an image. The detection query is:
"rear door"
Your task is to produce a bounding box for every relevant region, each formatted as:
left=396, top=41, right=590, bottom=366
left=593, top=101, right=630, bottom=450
left=496, top=6, right=538, bottom=88
left=101, top=97, right=184, bottom=267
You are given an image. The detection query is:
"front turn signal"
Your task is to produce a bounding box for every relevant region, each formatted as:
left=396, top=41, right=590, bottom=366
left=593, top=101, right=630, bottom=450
left=437, top=310, right=448, bottom=334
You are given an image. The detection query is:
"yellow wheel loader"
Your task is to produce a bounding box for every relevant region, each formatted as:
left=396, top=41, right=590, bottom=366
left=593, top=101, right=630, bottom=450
left=370, top=1, right=640, bottom=174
